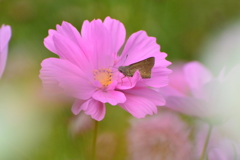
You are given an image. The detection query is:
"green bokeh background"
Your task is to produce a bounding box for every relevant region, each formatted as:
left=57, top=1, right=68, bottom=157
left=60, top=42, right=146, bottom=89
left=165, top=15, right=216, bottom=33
left=1, top=0, right=240, bottom=159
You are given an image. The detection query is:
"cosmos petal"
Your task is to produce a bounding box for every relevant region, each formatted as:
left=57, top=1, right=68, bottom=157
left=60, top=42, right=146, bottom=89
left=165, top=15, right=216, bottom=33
left=92, top=90, right=126, bottom=105
left=0, top=25, right=11, bottom=78
left=72, top=98, right=106, bottom=121
left=40, top=58, right=95, bottom=100
left=103, top=16, right=126, bottom=54
left=117, top=31, right=160, bottom=67
left=119, top=92, right=158, bottom=118
left=184, top=61, right=213, bottom=90
left=81, top=19, right=113, bottom=69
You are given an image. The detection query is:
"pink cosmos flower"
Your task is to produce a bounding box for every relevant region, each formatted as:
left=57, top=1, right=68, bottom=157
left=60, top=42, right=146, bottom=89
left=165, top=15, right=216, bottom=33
left=0, top=24, right=11, bottom=78
left=40, top=17, right=171, bottom=121
left=158, top=61, right=240, bottom=124
left=127, top=112, right=192, bottom=160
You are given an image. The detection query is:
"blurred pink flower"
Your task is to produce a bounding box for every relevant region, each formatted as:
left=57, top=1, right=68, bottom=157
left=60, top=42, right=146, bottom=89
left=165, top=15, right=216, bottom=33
left=158, top=61, right=240, bottom=124
left=167, top=62, right=190, bottom=95
left=0, top=24, right=11, bottom=78
left=95, top=132, right=117, bottom=160
left=68, top=112, right=94, bottom=136
left=127, top=112, right=192, bottom=160
left=195, top=123, right=240, bottom=160
left=40, top=17, right=171, bottom=121
left=207, top=139, right=240, bottom=160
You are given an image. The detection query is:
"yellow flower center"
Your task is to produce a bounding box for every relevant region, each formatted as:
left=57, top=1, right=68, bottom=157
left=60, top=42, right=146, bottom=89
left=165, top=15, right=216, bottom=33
left=93, top=68, right=113, bottom=87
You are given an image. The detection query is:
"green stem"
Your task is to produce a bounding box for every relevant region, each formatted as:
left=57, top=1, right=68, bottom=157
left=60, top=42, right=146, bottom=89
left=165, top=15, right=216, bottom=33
left=199, top=124, right=213, bottom=160
left=92, top=120, right=98, bottom=160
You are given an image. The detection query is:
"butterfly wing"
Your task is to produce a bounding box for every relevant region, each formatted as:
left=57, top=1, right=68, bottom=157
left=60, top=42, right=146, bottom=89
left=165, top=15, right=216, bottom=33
left=128, top=57, right=155, bottom=78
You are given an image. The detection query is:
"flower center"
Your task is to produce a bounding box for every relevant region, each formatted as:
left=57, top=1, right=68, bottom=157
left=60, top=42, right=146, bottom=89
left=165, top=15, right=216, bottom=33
left=93, top=68, right=113, bottom=87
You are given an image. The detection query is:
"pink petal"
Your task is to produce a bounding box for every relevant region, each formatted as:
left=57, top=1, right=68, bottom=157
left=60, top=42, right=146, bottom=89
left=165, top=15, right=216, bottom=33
left=117, top=31, right=160, bottom=66
left=40, top=58, right=95, bottom=100
left=154, top=52, right=171, bottom=67
left=72, top=98, right=106, bottom=121
left=44, top=22, right=91, bottom=63
left=184, top=61, right=213, bottom=90
left=0, top=25, right=11, bottom=78
left=103, top=17, right=126, bottom=54
left=116, top=70, right=142, bottom=90
left=92, top=90, right=126, bottom=106
left=80, top=19, right=113, bottom=69
left=166, top=63, right=190, bottom=95
left=0, top=25, right=11, bottom=51
left=44, top=29, right=58, bottom=54
left=81, top=20, right=90, bottom=36
left=55, top=21, right=90, bottom=57
left=52, top=33, right=89, bottom=71
left=123, top=87, right=166, bottom=106
left=119, top=93, right=158, bottom=118
left=56, top=21, right=82, bottom=46
left=0, top=45, right=8, bottom=78
left=143, top=66, right=172, bottom=88
left=72, top=99, right=86, bottom=115
left=164, top=96, right=208, bottom=117
left=156, top=86, right=186, bottom=97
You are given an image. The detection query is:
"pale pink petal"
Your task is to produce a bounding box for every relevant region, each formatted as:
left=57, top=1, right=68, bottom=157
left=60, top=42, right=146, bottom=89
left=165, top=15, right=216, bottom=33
left=55, top=21, right=90, bottom=57
left=81, top=19, right=103, bottom=38
left=123, top=87, right=166, bottom=106
left=217, top=66, right=226, bottom=82
left=72, top=99, right=86, bottom=115
left=103, top=16, right=126, bottom=54
left=143, top=66, right=172, bottom=88
left=0, top=25, right=11, bottom=78
left=0, top=25, right=11, bottom=51
left=40, top=58, right=95, bottom=100
left=208, top=140, right=240, bottom=160
left=116, top=70, right=142, bottom=90
left=166, top=63, right=190, bottom=95
left=164, top=96, right=208, bottom=117
left=56, top=21, right=82, bottom=46
left=154, top=52, right=171, bottom=67
left=117, top=31, right=160, bottom=66
left=53, top=33, right=90, bottom=71
left=80, top=19, right=113, bottom=69
left=156, top=86, right=186, bottom=97
left=119, top=93, right=158, bottom=118
left=0, top=44, right=8, bottom=78
left=81, top=20, right=90, bottom=37
left=208, top=149, right=228, bottom=160
left=44, top=22, right=84, bottom=54
left=92, top=90, right=126, bottom=105
left=44, top=23, right=91, bottom=62
left=77, top=98, right=106, bottom=121
left=44, top=29, right=58, bottom=54
left=184, top=61, right=213, bottom=90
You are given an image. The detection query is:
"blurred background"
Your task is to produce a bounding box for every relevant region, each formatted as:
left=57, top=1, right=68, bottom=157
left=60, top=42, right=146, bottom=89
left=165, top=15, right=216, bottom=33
left=1, top=0, right=240, bottom=159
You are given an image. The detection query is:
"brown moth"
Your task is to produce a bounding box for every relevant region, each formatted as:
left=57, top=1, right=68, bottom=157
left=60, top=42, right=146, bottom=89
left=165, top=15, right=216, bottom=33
left=118, top=57, right=155, bottom=78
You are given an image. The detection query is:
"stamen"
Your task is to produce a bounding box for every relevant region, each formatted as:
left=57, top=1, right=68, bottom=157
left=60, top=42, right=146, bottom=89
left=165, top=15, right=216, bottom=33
left=93, top=68, right=113, bottom=87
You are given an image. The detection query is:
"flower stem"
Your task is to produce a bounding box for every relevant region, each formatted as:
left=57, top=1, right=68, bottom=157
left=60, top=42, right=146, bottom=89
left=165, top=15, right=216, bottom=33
left=92, top=120, right=98, bottom=160
left=199, top=124, right=213, bottom=160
